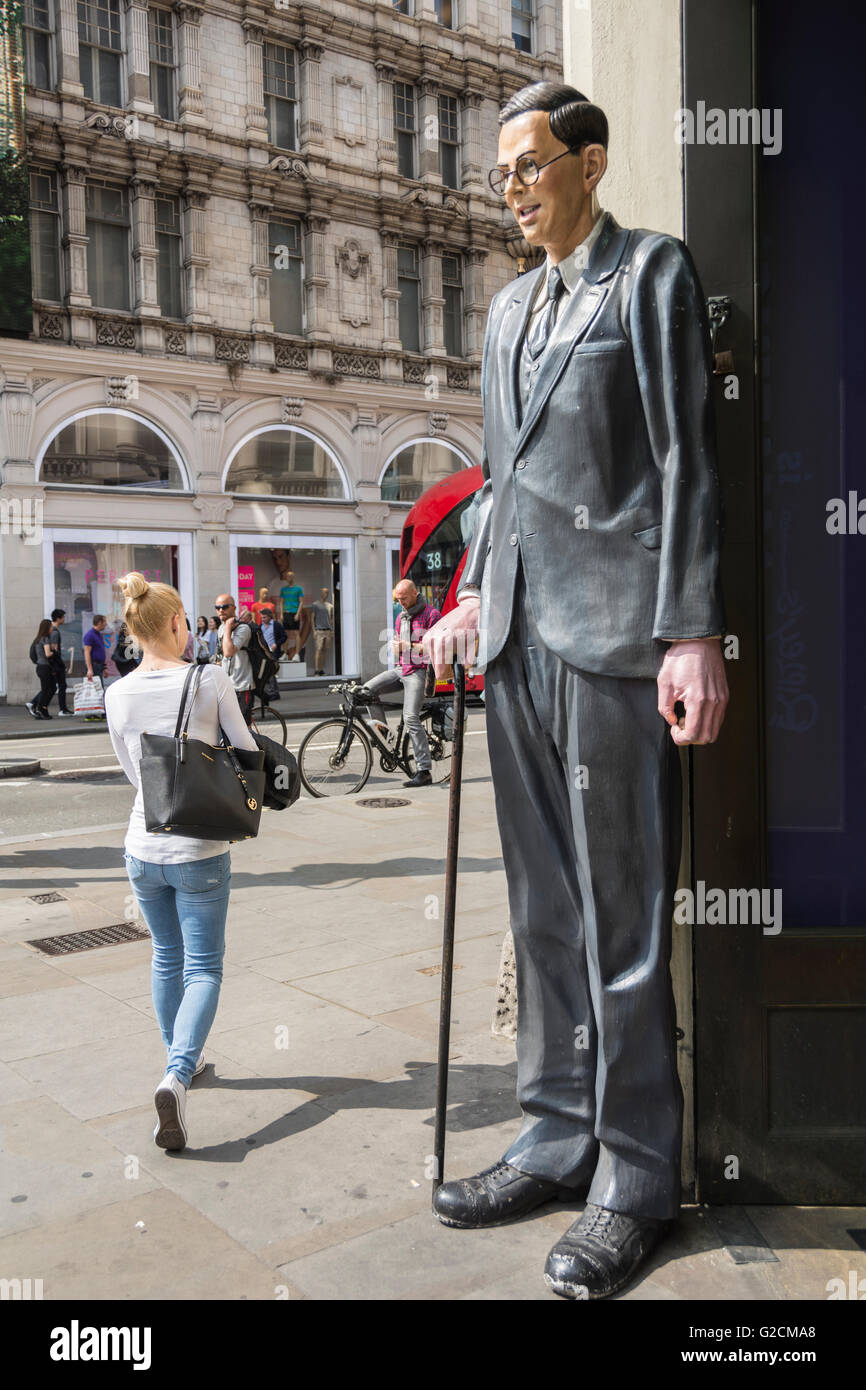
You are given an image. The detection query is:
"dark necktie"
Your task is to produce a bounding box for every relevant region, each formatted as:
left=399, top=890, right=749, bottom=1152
left=525, top=264, right=566, bottom=361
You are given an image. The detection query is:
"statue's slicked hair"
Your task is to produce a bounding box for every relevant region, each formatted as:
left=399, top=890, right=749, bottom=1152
left=498, top=81, right=609, bottom=152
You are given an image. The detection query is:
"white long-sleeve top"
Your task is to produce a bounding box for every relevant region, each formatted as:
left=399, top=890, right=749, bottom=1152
left=105, top=662, right=259, bottom=863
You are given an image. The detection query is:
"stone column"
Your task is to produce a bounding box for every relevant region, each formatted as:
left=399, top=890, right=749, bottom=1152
left=60, top=162, right=90, bottom=309
left=182, top=183, right=211, bottom=326
left=130, top=172, right=160, bottom=318
left=464, top=245, right=488, bottom=360
left=123, top=0, right=153, bottom=110
left=375, top=61, right=397, bottom=172
left=174, top=1, right=207, bottom=128
left=303, top=214, right=331, bottom=342
left=0, top=381, right=45, bottom=704
left=462, top=90, right=484, bottom=192
left=353, top=478, right=391, bottom=681
left=417, top=78, right=440, bottom=181
left=242, top=21, right=268, bottom=144
left=249, top=199, right=273, bottom=336
left=56, top=0, right=84, bottom=97
left=460, top=0, right=480, bottom=37
left=298, top=41, right=325, bottom=155
left=421, top=238, right=445, bottom=357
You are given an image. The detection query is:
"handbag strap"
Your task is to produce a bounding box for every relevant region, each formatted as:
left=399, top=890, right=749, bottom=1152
left=173, top=661, right=200, bottom=739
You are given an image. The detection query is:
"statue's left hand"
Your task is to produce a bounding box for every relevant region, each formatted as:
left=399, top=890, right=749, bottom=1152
left=657, top=638, right=729, bottom=746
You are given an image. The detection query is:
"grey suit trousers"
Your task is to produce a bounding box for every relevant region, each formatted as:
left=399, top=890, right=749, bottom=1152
left=485, top=563, right=684, bottom=1220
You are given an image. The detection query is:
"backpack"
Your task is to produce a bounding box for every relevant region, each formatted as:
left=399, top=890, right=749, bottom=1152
left=238, top=622, right=280, bottom=697
left=29, top=639, right=39, bottom=665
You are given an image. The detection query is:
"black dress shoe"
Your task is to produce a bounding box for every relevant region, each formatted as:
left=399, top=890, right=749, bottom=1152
left=433, top=1160, right=579, bottom=1229
left=404, top=769, right=432, bottom=787
left=544, top=1202, right=670, bottom=1300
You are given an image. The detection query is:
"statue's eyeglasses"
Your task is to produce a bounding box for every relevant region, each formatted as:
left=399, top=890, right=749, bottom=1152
left=488, top=146, right=585, bottom=197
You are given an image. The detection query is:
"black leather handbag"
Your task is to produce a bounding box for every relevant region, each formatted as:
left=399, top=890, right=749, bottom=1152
left=139, top=664, right=265, bottom=841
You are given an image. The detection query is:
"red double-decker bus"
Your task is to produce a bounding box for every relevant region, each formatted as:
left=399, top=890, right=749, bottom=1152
left=399, top=466, right=485, bottom=694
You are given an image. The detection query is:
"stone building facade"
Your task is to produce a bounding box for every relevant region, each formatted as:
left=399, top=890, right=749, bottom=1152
left=0, top=0, right=562, bottom=700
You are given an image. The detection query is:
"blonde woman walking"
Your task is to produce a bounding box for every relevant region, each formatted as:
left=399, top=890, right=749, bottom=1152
left=106, top=572, right=259, bottom=1152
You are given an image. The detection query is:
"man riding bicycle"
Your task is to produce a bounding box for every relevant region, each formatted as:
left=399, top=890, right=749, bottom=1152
left=359, top=579, right=441, bottom=787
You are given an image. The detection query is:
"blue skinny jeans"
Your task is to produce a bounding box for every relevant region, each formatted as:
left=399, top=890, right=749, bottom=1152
left=124, top=852, right=231, bottom=1088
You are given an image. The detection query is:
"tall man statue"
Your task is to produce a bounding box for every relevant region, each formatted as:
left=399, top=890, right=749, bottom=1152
left=423, top=82, right=729, bottom=1300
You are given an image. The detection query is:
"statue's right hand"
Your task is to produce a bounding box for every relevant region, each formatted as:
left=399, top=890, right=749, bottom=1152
left=422, top=597, right=480, bottom=679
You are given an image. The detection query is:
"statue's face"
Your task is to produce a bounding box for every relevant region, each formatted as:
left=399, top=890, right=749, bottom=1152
left=497, top=109, right=599, bottom=256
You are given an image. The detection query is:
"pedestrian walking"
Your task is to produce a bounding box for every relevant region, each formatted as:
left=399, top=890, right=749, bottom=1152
left=27, top=608, right=72, bottom=717
left=215, top=593, right=255, bottom=725
left=113, top=622, right=141, bottom=677
left=205, top=616, right=219, bottom=659
left=194, top=617, right=211, bottom=663
left=105, top=571, right=260, bottom=1152
left=26, top=619, right=57, bottom=719
left=81, top=615, right=109, bottom=721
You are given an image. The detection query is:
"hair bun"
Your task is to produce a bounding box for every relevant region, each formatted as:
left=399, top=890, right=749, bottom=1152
left=118, top=571, right=149, bottom=601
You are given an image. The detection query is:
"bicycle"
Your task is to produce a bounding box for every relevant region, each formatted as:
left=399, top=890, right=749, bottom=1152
left=297, top=681, right=461, bottom=797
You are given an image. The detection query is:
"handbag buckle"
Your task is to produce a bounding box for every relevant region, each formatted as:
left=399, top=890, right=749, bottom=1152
left=247, top=797, right=258, bottom=811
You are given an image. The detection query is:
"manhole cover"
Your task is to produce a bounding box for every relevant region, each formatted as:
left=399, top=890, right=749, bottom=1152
left=27, top=923, right=150, bottom=955
left=356, top=797, right=412, bottom=808
left=28, top=892, right=66, bottom=904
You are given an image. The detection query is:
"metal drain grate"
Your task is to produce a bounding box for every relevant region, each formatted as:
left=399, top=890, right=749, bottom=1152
left=27, top=923, right=150, bottom=956
left=356, top=797, right=412, bottom=808
left=28, top=892, right=66, bottom=904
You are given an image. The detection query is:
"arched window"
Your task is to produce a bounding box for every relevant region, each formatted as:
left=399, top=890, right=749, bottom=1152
left=225, top=428, right=346, bottom=499
left=381, top=441, right=468, bottom=503
left=39, top=411, right=187, bottom=490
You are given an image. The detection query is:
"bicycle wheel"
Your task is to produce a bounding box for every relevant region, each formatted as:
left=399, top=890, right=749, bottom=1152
left=401, top=727, right=452, bottom=785
left=298, top=719, right=372, bottom=797
left=251, top=703, right=288, bottom=747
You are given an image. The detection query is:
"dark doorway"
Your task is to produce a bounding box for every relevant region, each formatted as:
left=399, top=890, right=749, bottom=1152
left=685, top=0, right=866, bottom=1202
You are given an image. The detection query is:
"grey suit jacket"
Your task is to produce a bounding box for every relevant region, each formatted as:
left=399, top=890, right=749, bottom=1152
left=459, top=212, right=726, bottom=679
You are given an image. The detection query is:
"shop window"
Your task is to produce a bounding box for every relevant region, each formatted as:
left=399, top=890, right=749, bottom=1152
left=52, top=538, right=178, bottom=678
left=381, top=441, right=466, bottom=503
left=226, top=430, right=345, bottom=499
left=236, top=546, right=342, bottom=678
left=40, top=413, right=186, bottom=489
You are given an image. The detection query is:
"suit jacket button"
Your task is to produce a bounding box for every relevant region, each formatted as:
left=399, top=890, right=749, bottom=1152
left=516, top=458, right=527, bottom=469
left=509, top=533, right=519, bottom=545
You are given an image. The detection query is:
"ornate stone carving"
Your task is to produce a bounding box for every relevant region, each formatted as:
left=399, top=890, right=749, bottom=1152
left=427, top=411, right=449, bottom=436
left=403, top=359, right=429, bottom=385
left=267, top=154, right=319, bottom=181
left=333, top=352, right=380, bottom=380
left=165, top=329, right=187, bottom=354
left=31, top=377, right=55, bottom=392
left=442, top=193, right=469, bottom=218
left=281, top=396, right=304, bottom=421
left=85, top=111, right=138, bottom=140
left=171, top=390, right=192, bottom=408
left=446, top=365, right=470, bottom=390
left=38, top=313, right=65, bottom=340
left=274, top=342, right=308, bottom=370
left=215, top=336, right=251, bottom=362
left=335, top=238, right=371, bottom=329
left=193, top=495, right=235, bottom=526
left=96, top=318, right=137, bottom=348
left=105, top=374, right=139, bottom=404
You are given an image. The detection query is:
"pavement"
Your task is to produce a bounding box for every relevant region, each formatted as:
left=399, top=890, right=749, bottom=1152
left=0, top=683, right=352, bottom=742
left=0, top=720, right=862, bottom=1302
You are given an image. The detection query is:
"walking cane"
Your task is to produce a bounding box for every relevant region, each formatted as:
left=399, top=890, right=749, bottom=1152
left=432, top=660, right=467, bottom=1195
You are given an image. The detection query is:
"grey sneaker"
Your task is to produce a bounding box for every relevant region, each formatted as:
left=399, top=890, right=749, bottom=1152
left=153, top=1073, right=188, bottom=1151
